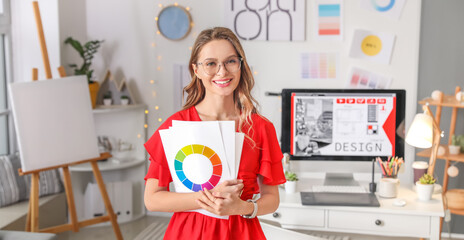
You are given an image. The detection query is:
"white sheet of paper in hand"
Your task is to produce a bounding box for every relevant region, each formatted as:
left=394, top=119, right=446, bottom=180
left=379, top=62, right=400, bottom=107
left=235, top=133, right=245, bottom=178
left=159, top=123, right=231, bottom=219
left=172, top=120, right=235, bottom=177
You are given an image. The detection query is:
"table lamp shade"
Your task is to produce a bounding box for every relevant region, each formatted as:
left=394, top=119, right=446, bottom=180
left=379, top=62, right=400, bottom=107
left=405, top=113, right=433, bottom=148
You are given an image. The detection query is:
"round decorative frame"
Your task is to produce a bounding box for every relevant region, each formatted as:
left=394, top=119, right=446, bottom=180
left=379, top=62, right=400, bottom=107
left=157, top=5, right=192, bottom=41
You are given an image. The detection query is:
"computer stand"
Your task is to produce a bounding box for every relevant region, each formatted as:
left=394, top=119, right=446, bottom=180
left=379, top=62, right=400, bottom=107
left=323, top=173, right=359, bottom=186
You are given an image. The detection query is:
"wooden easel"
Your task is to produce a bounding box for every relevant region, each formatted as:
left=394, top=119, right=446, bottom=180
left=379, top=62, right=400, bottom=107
left=20, top=2, right=123, bottom=239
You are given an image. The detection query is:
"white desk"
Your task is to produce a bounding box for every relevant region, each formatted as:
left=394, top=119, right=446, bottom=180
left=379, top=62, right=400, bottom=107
left=260, top=179, right=445, bottom=240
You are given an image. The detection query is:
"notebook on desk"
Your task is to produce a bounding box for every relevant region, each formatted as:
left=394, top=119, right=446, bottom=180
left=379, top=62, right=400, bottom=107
left=300, top=192, right=380, bottom=207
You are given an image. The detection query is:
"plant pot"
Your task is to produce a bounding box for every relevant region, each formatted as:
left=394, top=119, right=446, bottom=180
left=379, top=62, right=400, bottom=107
left=103, top=98, right=112, bottom=106
left=88, top=82, right=100, bottom=109
left=449, top=145, right=461, bottom=155
left=121, top=99, right=129, bottom=105
left=416, top=181, right=434, bottom=201
left=285, top=181, right=297, bottom=194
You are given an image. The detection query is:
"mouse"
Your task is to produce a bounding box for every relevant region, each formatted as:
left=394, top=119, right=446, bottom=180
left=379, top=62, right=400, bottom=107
left=393, top=198, right=406, bottom=207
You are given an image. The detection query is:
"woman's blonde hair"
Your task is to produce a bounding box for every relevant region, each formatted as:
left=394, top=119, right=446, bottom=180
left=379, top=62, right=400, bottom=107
left=183, top=27, right=259, bottom=138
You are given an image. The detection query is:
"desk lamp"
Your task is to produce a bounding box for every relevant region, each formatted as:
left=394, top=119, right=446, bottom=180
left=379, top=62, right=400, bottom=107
left=405, top=104, right=444, bottom=176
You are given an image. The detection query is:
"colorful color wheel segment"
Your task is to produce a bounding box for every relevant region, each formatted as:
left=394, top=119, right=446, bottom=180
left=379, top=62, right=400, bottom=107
left=371, top=0, right=395, bottom=12
left=174, top=144, right=222, bottom=192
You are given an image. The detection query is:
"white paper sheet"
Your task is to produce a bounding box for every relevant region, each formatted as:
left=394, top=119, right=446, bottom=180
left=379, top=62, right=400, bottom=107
left=235, top=133, right=245, bottom=178
left=160, top=121, right=245, bottom=219
left=349, top=29, right=396, bottom=64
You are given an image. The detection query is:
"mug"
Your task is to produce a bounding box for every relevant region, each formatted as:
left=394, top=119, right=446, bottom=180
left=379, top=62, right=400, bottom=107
left=412, top=161, right=429, bottom=184
left=379, top=178, right=400, bottom=198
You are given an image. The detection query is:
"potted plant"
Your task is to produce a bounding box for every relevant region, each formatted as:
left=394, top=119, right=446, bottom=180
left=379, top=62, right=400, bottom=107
left=416, top=173, right=436, bottom=201
left=64, top=37, right=104, bottom=108
left=449, top=135, right=463, bottom=155
left=284, top=171, right=298, bottom=194
left=103, top=91, right=112, bottom=106
left=120, top=95, right=130, bottom=106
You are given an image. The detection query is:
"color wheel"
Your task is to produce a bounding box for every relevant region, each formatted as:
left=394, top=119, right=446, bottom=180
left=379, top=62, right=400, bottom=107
left=174, top=144, right=222, bottom=192
left=371, top=0, right=395, bottom=12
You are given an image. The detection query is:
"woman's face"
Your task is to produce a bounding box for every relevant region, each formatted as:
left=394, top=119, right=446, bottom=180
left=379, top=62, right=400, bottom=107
left=193, top=39, right=241, bottom=98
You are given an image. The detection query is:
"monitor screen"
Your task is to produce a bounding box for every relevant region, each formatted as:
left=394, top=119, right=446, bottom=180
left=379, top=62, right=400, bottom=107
left=281, top=89, right=405, bottom=161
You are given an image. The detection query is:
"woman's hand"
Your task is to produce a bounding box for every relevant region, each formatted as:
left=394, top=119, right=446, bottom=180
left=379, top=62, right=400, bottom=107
left=196, top=188, right=251, bottom=216
left=211, top=179, right=244, bottom=196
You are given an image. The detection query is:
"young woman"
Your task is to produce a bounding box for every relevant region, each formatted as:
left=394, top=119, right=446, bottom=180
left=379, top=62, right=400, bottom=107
left=144, top=27, right=285, bottom=240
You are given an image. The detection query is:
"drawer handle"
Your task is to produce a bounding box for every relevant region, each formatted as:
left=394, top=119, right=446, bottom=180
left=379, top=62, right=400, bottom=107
left=375, top=220, right=382, bottom=226
left=272, top=212, right=280, bottom=218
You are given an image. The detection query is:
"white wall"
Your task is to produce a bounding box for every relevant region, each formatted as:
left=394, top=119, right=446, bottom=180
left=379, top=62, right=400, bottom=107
left=11, top=0, right=61, bottom=82
left=82, top=0, right=421, bottom=185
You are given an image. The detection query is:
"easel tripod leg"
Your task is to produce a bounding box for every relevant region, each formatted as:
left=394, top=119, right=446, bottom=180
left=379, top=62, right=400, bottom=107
left=30, top=173, right=40, bottom=232
left=62, top=166, right=79, bottom=232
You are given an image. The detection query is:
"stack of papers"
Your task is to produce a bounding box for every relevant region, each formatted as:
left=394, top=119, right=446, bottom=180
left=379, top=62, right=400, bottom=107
left=159, top=120, right=244, bottom=218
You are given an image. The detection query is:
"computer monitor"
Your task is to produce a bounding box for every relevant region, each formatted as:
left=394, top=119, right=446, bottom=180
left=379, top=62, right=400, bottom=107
left=281, top=89, right=406, bottom=186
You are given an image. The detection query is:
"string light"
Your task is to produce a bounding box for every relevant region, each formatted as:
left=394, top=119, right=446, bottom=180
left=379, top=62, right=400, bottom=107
left=137, top=134, right=142, bottom=138
left=188, top=46, right=192, bottom=50
left=174, top=2, right=178, bottom=6
left=155, top=17, right=158, bottom=21
left=158, top=3, right=162, bottom=8
left=151, top=42, right=156, bottom=47
left=155, top=106, right=159, bottom=110
left=253, top=71, right=258, bottom=75
left=158, top=118, right=163, bottom=122
left=186, top=7, right=190, bottom=11
left=150, top=80, right=155, bottom=84
left=157, top=31, right=161, bottom=35
left=145, top=110, right=149, bottom=114
left=144, top=124, right=148, bottom=128
left=157, top=66, right=161, bottom=71
left=157, top=55, right=162, bottom=61
left=152, top=91, right=157, bottom=97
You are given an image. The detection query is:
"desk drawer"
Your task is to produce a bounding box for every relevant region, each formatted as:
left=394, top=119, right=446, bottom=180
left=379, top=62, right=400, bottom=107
left=328, top=211, right=430, bottom=235
left=272, top=207, right=325, bottom=227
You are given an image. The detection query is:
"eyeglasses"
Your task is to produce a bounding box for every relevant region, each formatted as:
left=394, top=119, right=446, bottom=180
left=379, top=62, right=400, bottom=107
left=197, top=56, right=242, bottom=76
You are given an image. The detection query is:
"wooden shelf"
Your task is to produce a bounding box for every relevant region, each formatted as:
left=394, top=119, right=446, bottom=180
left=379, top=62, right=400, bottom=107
left=93, top=104, right=147, bottom=114
left=416, top=145, right=464, bottom=163
left=418, top=96, right=464, bottom=108
left=449, top=208, right=464, bottom=215
left=69, top=158, right=145, bottom=172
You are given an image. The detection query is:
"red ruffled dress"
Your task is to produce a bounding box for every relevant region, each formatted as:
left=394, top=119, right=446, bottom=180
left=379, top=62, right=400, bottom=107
left=144, top=107, right=286, bottom=240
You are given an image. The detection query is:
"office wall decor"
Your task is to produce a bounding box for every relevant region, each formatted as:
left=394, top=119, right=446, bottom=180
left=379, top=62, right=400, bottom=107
left=349, top=29, right=396, bottom=64
left=300, top=52, right=339, bottom=80
left=157, top=5, right=192, bottom=40
left=346, top=67, right=392, bottom=89
left=225, top=0, right=306, bottom=41
left=315, top=0, right=343, bottom=41
left=360, top=0, right=406, bottom=20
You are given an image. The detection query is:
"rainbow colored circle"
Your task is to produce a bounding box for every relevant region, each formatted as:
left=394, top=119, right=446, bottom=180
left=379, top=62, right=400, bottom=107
left=174, top=144, right=222, bottom=192
left=371, top=0, right=395, bottom=12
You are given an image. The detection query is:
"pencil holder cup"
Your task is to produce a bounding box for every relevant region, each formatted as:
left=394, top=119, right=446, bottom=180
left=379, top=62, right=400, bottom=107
left=379, top=178, right=399, bottom=198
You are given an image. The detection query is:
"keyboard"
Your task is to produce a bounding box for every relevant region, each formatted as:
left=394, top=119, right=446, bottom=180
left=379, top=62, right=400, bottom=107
left=311, top=185, right=367, bottom=193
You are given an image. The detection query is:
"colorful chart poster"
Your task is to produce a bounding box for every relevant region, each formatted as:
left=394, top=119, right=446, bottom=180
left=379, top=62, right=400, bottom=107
left=360, top=0, right=406, bottom=20
left=346, top=67, right=392, bottom=89
left=315, top=0, right=343, bottom=40
left=349, top=29, right=396, bottom=64
left=301, top=52, right=339, bottom=80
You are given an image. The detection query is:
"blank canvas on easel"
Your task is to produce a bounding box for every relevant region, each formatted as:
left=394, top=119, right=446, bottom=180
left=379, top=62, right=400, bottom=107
left=8, top=75, right=100, bottom=172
